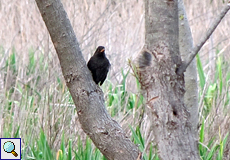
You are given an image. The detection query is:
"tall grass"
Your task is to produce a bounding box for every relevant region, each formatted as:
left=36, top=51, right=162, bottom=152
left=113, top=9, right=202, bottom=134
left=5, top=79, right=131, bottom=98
left=0, top=47, right=229, bottom=159
left=197, top=50, right=230, bottom=159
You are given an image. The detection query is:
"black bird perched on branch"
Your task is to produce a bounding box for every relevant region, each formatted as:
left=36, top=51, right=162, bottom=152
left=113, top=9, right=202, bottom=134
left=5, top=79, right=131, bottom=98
left=87, top=46, right=110, bottom=85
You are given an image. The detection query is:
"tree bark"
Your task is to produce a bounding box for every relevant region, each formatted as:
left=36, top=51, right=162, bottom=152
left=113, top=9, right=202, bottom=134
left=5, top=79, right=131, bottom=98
left=138, top=0, right=200, bottom=159
left=35, top=0, right=140, bottom=159
left=178, top=0, right=199, bottom=138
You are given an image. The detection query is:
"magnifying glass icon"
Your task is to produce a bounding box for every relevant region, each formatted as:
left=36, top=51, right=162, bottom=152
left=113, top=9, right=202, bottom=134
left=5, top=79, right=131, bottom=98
left=3, top=141, right=18, bottom=157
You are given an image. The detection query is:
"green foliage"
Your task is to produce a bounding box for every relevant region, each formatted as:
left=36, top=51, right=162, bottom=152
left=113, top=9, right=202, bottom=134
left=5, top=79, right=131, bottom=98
left=217, top=56, right=223, bottom=94
left=1, top=47, right=230, bottom=159
left=197, top=52, right=230, bottom=118
left=8, top=48, right=17, bottom=74
left=20, top=130, right=107, bottom=160
left=23, top=129, right=55, bottom=160
left=199, top=120, right=229, bottom=160
left=130, top=126, right=159, bottom=160
left=14, top=126, right=20, bottom=138
left=196, top=51, right=230, bottom=159
left=131, top=126, right=145, bottom=151
left=73, top=136, right=106, bottom=160
left=27, top=48, right=36, bottom=75
left=196, top=54, right=205, bottom=92
left=106, top=69, right=143, bottom=117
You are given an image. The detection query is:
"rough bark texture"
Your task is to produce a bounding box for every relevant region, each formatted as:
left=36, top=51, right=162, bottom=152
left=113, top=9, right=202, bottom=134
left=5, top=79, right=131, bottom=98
left=138, top=0, right=200, bottom=159
left=35, top=0, right=140, bottom=159
left=178, top=0, right=199, bottom=138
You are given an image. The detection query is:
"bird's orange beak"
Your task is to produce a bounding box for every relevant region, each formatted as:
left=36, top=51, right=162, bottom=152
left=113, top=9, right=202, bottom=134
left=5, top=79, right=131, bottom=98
left=100, top=49, right=105, bottom=52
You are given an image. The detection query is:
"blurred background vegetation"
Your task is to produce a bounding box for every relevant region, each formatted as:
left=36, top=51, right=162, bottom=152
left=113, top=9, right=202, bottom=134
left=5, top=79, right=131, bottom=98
left=0, top=0, right=229, bottom=159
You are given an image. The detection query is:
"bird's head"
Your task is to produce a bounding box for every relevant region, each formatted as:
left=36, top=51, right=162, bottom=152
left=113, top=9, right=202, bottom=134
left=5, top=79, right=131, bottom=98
left=95, top=46, right=105, bottom=56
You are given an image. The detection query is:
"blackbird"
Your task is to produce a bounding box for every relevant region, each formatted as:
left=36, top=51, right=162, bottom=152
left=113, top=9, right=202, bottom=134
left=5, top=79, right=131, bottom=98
left=87, top=46, right=110, bottom=85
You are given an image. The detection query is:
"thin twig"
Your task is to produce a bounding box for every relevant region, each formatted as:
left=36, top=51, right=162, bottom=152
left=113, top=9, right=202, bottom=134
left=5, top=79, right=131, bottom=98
left=198, top=142, right=211, bottom=151
left=177, top=2, right=230, bottom=75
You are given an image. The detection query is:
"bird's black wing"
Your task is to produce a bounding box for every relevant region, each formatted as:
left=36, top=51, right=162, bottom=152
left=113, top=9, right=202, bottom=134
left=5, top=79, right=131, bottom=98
left=96, top=59, right=110, bottom=85
left=87, top=57, right=100, bottom=84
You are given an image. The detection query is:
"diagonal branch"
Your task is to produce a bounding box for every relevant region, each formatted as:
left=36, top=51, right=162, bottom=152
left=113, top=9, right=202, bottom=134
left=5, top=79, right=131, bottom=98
left=177, top=2, right=230, bottom=75
left=34, top=0, right=140, bottom=159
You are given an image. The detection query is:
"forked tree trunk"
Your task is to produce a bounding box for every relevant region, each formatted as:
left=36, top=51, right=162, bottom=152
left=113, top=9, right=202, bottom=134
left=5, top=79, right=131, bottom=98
left=35, top=0, right=140, bottom=159
left=137, top=0, right=200, bottom=159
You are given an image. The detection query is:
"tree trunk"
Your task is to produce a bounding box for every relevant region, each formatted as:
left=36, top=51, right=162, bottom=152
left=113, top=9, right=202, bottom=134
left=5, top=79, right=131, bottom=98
left=35, top=0, right=140, bottom=159
left=137, top=0, right=200, bottom=159
left=178, top=0, right=199, bottom=138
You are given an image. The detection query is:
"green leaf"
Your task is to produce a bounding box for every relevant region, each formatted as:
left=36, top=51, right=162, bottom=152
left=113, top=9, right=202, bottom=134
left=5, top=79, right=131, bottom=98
left=200, top=119, right=205, bottom=143
left=67, top=140, right=72, bottom=160
left=217, top=56, right=223, bottom=94
left=13, top=126, right=20, bottom=138
left=196, top=54, right=205, bottom=92
left=60, top=133, right=66, bottom=160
